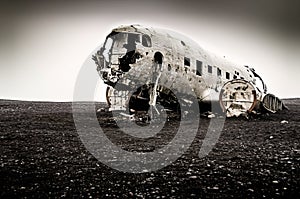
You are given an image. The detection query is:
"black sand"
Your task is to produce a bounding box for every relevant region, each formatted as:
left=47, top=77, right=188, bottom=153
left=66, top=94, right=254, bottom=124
left=0, top=99, right=299, bottom=198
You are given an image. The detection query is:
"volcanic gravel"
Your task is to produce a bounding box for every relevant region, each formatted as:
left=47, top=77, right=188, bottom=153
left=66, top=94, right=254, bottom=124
left=0, top=99, right=299, bottom=198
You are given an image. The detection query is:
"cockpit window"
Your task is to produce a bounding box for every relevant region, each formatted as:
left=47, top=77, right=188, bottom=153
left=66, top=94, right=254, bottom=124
left=102, top=37, right=113, bottom=62
left=104, top=32, right=141, bottom=54
left=112, top=33, right=128, bottom=53
left=124, top=33, right=139, bottom=52
left=142, top=34, right=152, bottom=47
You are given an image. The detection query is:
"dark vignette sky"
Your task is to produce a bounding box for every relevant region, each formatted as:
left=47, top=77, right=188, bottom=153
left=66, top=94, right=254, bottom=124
left=0, top=0, right=299, bottom=101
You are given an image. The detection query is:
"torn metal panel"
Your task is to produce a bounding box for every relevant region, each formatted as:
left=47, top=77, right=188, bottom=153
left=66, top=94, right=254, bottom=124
left=262, top=94, right=285, bottom=113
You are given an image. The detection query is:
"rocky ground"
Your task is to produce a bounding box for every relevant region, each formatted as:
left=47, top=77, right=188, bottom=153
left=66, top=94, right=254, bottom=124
left=0, top=99, right=299, bottom=198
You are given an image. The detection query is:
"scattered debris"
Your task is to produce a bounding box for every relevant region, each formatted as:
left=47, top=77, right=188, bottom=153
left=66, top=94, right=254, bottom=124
left=280, top=120, right=289, bottom=124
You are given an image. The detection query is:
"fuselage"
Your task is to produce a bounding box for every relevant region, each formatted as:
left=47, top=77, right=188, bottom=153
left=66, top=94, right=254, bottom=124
left=93, top=25, right=283, bottom=117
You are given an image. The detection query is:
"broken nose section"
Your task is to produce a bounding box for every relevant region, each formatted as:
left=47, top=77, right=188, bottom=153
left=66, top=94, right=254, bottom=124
left=219, top=79, right=259, bottom=117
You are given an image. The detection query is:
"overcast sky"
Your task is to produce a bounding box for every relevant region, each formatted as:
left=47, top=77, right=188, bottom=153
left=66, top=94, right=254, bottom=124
left=0, top=0, right=299, bottom=101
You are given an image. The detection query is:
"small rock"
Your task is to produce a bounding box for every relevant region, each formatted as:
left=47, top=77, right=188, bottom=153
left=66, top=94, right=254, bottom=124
left=280, top=120, right=288, bottom=124
left=208, top=114, right=215, bottom=118
left=97, top=108, right=106, bottom=112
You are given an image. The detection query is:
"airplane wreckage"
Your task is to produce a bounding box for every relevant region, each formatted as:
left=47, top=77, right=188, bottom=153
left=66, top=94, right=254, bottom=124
left=93, top=25, right=286, bottom=119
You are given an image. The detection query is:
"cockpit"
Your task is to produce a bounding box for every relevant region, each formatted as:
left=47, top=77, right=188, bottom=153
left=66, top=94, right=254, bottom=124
left=102, top=32, right=151, bottom=63
left=100, top=31, right=152, bottom=74
left=93, top=31, right=152, bottom=84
